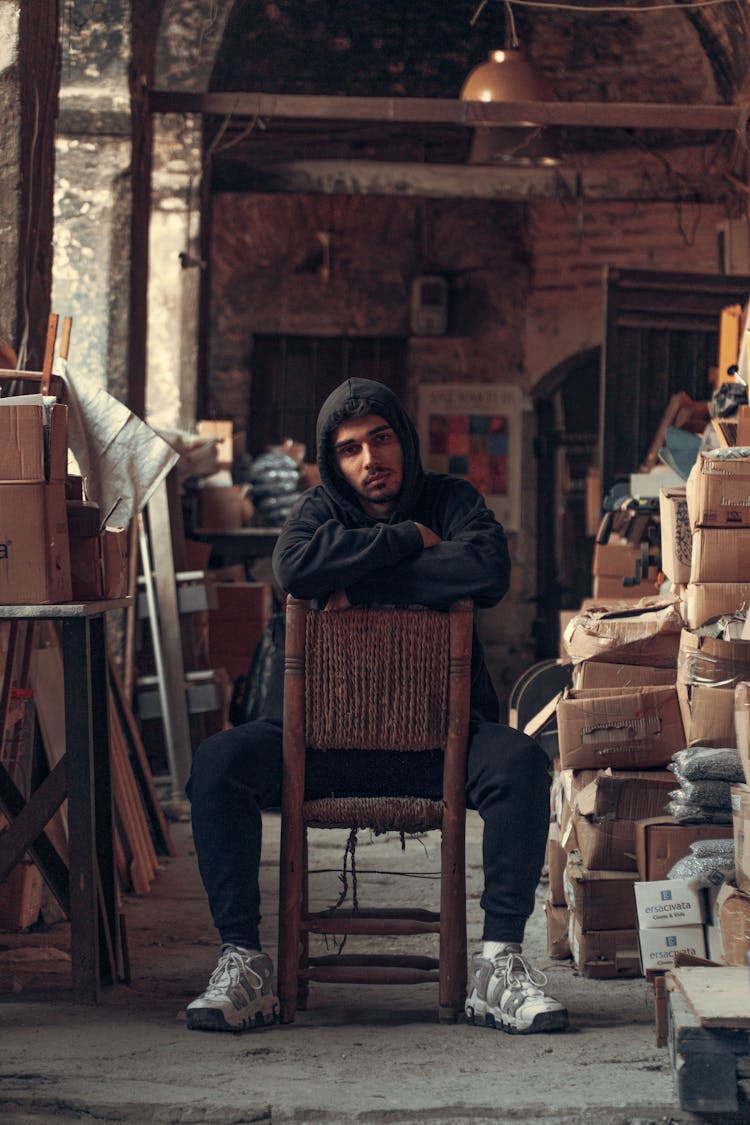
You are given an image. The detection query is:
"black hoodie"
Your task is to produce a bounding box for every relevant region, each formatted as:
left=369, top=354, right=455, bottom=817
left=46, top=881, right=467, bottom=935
left=272, top=378, right=511, bottom=721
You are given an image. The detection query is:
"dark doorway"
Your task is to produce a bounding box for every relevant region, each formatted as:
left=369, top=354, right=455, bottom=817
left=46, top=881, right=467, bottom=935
left=247, top=335, right=407, bottom=459
left=534, top=347, right=601, bottom=660
left=600, top=267, right=750, bottom=494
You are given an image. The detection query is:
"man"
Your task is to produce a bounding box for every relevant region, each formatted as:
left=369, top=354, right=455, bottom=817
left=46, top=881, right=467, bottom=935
left=186, top=378, right=568, bottom=1035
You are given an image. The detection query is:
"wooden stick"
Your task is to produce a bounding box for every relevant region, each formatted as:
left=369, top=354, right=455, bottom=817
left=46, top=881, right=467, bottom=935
left=108, top=657, right=174, bottom=857
left=40, top=313, right=59, bottom=397
left=59, top=317, right=73, bottom=362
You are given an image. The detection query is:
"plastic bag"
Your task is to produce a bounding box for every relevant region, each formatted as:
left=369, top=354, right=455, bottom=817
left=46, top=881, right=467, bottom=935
left=667, top=852, right=734, bottom=888
left=670, top=746, right=744, bottom=783
left=689, top=837, right=735, bottom=860
left=665, top=795, right=732, bottom=824
left=229, top=612, right=285, bottom=727
left=670, top=779, right=733, bottom=809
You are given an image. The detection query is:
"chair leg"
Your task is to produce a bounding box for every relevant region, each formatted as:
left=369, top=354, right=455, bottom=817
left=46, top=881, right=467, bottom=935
left=439, top=815, right=467, bottom=1022
left=278, top=803, right=305, bottom=1024
left=297, top=832, right=310, bottom=1011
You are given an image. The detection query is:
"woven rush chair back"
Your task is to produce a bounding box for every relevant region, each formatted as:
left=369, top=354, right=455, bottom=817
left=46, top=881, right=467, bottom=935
left=304, top=605, right=449, bottom=751
left=278, top=596, right=473, bottom=1025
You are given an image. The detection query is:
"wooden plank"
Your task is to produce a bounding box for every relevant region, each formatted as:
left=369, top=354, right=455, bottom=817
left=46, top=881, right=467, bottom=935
left=671, top=966, right=750, bottom=1027
left=40, top=313, right=58, bottom=397
left=149, top=90, right=742, bottom=132
left=143, top=484, right=193, bottom=804
left=212, top=158, right=734, bottom=203
left=108, top=659, right=174, bottom=857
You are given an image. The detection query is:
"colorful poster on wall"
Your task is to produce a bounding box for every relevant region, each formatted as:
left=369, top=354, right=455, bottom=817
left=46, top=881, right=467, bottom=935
left=417, top=382, right=523, bottom=532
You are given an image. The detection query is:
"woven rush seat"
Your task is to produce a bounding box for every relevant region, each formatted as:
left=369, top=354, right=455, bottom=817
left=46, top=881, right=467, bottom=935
left=278, top=596, right=473, bottom=1024
left=302, top=795, right=444, bottom=834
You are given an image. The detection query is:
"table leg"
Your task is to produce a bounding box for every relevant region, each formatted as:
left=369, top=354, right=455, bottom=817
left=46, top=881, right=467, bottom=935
left=89, top=613, right=119, bottom=983
left=63, top=615, right=118, bottom=1002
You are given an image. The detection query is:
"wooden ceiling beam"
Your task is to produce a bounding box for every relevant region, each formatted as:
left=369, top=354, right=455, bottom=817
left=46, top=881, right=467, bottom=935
left=149, top=89, right=744, bottom=132
left=211, top=158, right=733, bottom=201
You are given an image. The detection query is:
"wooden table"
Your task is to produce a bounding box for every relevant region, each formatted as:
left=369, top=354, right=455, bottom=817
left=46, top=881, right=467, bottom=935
left=0, top=599, right=130, bottom=1002
left=190, top=527, right=280, bottom=572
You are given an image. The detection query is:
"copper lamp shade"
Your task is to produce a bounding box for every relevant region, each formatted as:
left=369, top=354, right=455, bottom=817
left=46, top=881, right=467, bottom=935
left=460, top=47, right=553, bottom=110
left=460, top=47, right=556, bottom=164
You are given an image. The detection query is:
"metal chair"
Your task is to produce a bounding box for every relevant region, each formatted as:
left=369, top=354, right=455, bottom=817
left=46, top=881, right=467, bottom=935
left=277, top=596, right=473, bottom=1023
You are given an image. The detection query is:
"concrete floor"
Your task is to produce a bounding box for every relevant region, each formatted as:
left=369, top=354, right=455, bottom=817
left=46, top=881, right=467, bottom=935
left=0, top=813, right=734, bottom=1124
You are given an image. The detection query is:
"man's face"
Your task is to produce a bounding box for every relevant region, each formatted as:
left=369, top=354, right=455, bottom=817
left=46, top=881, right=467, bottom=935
left=332, top=413, right=404, bottom=517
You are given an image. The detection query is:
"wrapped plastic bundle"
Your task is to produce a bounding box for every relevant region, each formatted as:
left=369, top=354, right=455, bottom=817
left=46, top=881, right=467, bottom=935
left=668, top=837, right=735, bottom=889
left=665, top=794, right=732, bottom=824
left=667, top=744, right=739, bottom=823
left=249, top=452, right=302, bottom=527
left=670, top=746, right=744, bottom=783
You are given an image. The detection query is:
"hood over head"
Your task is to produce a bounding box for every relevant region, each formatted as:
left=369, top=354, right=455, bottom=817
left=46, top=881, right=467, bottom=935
left=315, top=378, right=426, bottom=519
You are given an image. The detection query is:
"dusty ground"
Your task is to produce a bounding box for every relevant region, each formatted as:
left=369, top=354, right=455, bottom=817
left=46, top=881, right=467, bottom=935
left=0, top=813, right=739, bottom=1124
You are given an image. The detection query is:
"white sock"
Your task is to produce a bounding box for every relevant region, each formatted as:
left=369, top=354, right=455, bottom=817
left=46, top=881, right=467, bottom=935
left=483, top=941, right=522, bottom=960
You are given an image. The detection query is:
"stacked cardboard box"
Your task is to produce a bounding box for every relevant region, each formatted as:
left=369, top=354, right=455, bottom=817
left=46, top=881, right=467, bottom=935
left=634, top=816, right=734, bottom=965
left=634, top=878, right=708, bottom=971
left=207, top=581, right=273, bottom=683
left=720, top=777, right=750, bottom=966
left=548, top=598, right=685, bottom=977
left=677, top=625, right=750, bottom=750
left=0, top=401, right=71, bottom=603
left=591, top=507, right=660, bottom=601
left=679, top=452, right=750, bottom=629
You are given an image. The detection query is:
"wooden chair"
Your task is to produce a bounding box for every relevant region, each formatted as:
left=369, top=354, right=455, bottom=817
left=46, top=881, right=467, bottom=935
left=277, top=595, right=473, bottom=1024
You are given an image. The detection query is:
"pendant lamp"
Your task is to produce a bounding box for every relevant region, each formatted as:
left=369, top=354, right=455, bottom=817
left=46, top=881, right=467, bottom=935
left=460, top=7, right=556, bottom=165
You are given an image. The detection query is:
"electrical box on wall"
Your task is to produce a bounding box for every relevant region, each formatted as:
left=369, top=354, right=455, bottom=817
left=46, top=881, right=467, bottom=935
left=410, top=275, right=448, bottom=336
left=718, top=220, right=750, bottom=275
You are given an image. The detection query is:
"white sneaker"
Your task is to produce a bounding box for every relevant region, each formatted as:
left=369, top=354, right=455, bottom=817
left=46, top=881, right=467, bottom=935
left=465, top=947, right=568, bottom=1034
left=186, top=944, right=279, bottom=1032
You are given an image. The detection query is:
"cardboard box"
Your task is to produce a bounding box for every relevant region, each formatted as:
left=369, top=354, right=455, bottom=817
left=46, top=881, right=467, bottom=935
left=66, top=499, right=100, bottom=536
left=197, top=485, right=248, bottom=531
left=0, top=401, right=67, bottom=482
left=211, top=582, right=273, bottom=620
left=101, top=528, right=128, bottom=599
left=635, top=816, right=734, bottom=882
left=677, top=683, right=736, bottom=748
left=68, top=523, right=127, bottom=601
left=686, top=453, right=750, bottom=530
left=705, top=922, right=725, bottom=964
left=556, top=686, right=684, bottom=771
left=638, top=925, right=706, bottom=971
left=572, top=661, right=676, bottom=690
left=634, top=878, right=706, bottom=928
left=690, top=528, right=750, bottom=584
left=593, top=541, right=647, bottom=578
left=685, top=583, right=750, bottom=629
left=0, top=481, right=71, bottom=604
left=717, top=882, right=750, bottom=966
left=562, top=599, right=683, bottom=668
left=732, top=783, right=750, bottom=892
left=571, top=768, right=675, bottom=822
left=564, top=859, right=639, bottom=930
left=546, top=824, right=567, bottom=906
left=593, top=572, right=659, bottom=600
left=208, top=582, right=273, bottom=682
left=659, top=487, right=692, bottom=585
left=196, top=420, right=234, bottom=469
left=736, top=682, right=750, bottom=785
left=677, top=628, right=750, bottom=691
left=562, top=812, right=639, bottom=872
left=568, top=917, right=641, bottom=978
left=545, top=898, right=571, bottom=960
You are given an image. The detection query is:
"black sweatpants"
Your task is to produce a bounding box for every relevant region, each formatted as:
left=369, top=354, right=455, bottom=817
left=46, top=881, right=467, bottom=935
left=187, top=720, right=551, bottom=951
